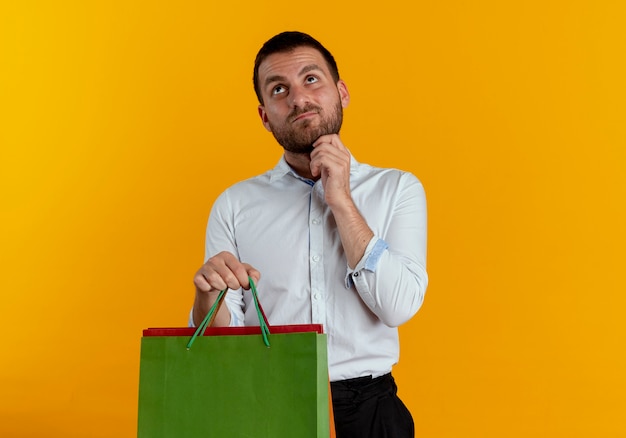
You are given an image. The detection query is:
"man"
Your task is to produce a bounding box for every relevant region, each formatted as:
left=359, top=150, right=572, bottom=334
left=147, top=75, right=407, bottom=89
left=191, top=31, right=428, bottom=438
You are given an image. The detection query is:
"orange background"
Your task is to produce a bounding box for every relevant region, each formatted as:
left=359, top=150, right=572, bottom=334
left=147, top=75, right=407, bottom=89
left=1, top=1, right=625, bottom=437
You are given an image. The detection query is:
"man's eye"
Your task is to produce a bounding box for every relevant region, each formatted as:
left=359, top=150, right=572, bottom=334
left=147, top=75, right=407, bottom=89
left=273, top=85, right=286, bottom=95
left=306, top=76, right=318, bottom=84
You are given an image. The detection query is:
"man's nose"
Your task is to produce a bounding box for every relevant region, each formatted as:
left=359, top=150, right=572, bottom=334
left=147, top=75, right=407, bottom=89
left=288, top=84, right=310, bottom=108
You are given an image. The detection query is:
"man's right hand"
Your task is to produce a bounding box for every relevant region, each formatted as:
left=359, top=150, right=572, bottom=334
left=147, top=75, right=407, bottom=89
left=192, top=251, right=260, bottom=327
left=193, top=251, right=261, bottom=294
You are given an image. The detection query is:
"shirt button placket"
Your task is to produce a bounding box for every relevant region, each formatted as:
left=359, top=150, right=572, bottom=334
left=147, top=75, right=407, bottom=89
left=309, top=192, right=326, bottom=328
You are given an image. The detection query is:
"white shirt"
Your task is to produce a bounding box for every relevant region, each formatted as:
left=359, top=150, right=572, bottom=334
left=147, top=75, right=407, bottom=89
left=190, top=154, right=428, bottom=381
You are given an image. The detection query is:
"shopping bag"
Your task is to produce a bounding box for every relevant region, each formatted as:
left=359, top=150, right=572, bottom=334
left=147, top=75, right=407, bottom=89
left=137, top=280, right=334, bottom=438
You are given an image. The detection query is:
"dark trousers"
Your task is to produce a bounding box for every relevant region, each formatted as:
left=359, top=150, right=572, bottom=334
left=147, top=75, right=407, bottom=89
left=331, top=373, right=414, bottom=438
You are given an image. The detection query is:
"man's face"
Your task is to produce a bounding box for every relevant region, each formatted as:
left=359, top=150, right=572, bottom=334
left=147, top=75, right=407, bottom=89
left=257, top=46, right=350, bottom=154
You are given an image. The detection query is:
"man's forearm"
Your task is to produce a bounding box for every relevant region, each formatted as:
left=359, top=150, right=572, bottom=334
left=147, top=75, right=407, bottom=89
left=331, top=200, right=374, bottom=269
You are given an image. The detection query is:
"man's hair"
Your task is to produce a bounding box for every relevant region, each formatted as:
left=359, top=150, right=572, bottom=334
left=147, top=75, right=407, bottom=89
left=253, top=31, right=340, bottom=105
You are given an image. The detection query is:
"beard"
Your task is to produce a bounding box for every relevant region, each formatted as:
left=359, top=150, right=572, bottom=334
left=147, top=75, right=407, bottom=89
left=268, top=100, right=344, bottom=154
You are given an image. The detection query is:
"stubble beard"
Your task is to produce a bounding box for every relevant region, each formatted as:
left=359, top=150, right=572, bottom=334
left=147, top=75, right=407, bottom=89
left=269, top=101, right=344, bottom=155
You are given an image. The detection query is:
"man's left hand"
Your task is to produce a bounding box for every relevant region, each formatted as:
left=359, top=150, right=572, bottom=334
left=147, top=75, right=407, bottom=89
left=310, top=134, right=352, bottom=209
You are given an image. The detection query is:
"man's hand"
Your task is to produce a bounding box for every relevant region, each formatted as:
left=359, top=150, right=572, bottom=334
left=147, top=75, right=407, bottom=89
left=192, top=251, right=260, bottom=327
left=310, top=134, right=352, bottom=209
left=193, top=251, right=260, bottom=294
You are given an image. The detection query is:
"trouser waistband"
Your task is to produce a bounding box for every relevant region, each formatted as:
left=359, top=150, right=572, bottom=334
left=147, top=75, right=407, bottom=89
left=330, top=373, right=395, bottom=402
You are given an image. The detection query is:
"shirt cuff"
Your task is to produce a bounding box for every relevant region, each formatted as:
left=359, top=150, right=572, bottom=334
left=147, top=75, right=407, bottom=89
left=345, top=237, right=389, bottom=288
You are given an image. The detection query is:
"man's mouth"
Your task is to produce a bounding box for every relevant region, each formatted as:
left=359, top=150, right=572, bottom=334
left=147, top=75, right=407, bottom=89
left=292, top=112, right=317, bottom=122
left=290, top=107, right=321, bottom=123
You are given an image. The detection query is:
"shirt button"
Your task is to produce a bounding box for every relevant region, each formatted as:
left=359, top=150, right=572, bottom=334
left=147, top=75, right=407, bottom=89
left=312, top=255, right=320, bottom=262
left=312, top=218, right=320, bottom=225
left=353, top=271, right=360, bottom=277
left=313, top=293, right=320, bottom=300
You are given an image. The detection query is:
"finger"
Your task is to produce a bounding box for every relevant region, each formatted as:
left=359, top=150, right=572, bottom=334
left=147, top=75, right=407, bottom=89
left=195, top=251, right=241, bottom=292
left=193, top=267, right=226, bottom=293
left=212, top=251, right=261, bottom=291
left=311, top=140, right=349, bottom=166
left=310, top=140, right=335, bottom=176
left=223, top=256, right=255, bottom=290
left=243, top=263, right=262, bottom=289
left=312, top=134, right=343, bottom=149
left=310, top=149, right=347, bottom=178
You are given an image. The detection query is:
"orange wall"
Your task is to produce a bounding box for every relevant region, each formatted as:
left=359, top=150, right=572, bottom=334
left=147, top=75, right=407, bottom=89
left=1, top=1, right=625, bottom=437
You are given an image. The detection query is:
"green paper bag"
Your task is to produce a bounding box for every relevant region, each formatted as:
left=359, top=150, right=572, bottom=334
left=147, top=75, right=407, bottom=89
left=137, top=325, right=331, bottom=438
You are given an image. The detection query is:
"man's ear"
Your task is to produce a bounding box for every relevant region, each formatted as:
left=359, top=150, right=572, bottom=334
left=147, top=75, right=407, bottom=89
left=258, top=105, right=272, bottom=132
left=337, top=80, right=350, bottom=108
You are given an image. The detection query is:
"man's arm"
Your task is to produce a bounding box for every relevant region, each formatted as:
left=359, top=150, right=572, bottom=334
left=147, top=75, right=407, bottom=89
left=348, top=173, right=428, bottom=327
left=311, top=134, right=427, bottom=327
left=310, top=134, right=373, bottom=268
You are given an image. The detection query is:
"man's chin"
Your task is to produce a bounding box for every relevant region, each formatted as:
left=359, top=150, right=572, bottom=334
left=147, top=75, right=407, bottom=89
left=273, top=125, right=340, bottom=154
left=281, top=143, right=315, bottom=155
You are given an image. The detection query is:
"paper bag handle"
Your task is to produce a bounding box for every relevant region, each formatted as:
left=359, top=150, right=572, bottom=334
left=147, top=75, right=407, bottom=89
left=187, top=277, right=271, bottom=349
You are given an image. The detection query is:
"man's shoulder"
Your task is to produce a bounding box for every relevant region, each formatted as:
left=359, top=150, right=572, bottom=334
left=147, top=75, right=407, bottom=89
left=222, top=157, right=290, bottom=193
left=221, top=169, right=274, bottom=195
left=355, top=161, right=421, bottom=184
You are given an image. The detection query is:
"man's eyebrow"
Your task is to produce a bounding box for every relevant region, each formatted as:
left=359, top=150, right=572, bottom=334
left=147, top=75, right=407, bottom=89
left=264, top=64, right=324, bottom=88
left=264, top=74, right=287, bottom=88
left=299, top=64, right=323, bottom=76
